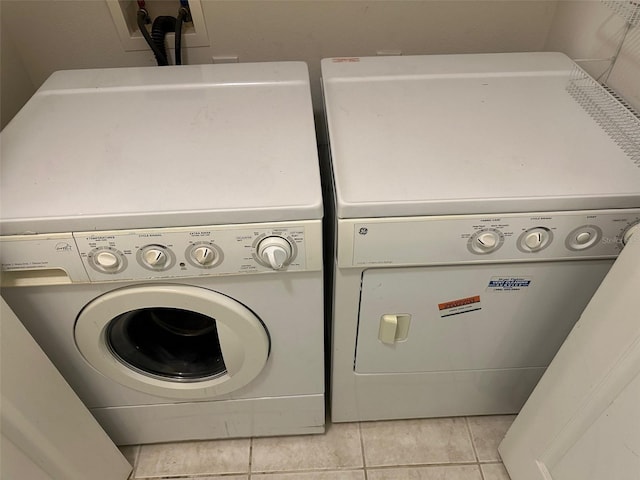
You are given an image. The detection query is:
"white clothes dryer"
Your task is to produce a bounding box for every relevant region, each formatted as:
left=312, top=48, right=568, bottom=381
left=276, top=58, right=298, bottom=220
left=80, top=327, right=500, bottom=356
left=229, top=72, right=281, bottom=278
left=0, top=63, right=325, bottom=445
left=321, top=52, right=640, bottom=422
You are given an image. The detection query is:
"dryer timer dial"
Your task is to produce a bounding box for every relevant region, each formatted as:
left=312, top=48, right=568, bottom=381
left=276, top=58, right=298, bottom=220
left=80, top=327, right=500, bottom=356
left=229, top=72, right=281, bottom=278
left=468, top=229, right=504, bottom=254
left=622, top=221, right=640, bottom=246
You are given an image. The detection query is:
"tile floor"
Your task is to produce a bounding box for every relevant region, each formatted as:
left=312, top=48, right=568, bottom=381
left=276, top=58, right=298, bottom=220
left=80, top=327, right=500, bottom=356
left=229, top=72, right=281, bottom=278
left=119, top=415, right=514, bottom=480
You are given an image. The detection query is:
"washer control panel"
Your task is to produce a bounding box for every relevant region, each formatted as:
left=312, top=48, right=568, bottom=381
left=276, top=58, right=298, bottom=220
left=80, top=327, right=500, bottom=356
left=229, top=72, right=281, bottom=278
left=74, top=224, right=310, bottom=281
left=343, top=209, right=640, bottom=267
left=0, top=221, right=322, bottom=284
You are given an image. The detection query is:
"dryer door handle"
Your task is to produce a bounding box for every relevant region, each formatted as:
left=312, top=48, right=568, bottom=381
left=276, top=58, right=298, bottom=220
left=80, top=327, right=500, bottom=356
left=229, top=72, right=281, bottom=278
left=378, top=314, right=411, bottom=345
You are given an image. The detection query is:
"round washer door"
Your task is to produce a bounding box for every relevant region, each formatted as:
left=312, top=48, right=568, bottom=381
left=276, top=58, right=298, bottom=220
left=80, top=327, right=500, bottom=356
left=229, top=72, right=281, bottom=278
left=74, top=284, right=270, bottom=399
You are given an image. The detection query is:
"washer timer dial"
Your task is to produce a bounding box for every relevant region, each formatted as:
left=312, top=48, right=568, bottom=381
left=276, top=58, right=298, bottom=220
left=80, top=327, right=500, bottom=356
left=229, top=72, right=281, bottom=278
left=137, top=245, right=175, bottom=271
left=256, top=236, right=294, bottom=270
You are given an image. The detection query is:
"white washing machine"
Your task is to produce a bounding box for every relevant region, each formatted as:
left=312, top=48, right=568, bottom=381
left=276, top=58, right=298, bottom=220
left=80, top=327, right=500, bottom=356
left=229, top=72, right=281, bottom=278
left=321, top=52, right=640, bottom=422
left=0, top=63, right=325, bottom=445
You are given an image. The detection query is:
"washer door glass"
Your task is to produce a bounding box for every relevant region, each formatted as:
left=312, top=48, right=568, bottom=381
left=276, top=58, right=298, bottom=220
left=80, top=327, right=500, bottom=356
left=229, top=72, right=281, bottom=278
left=107, top=307, right=227, bottom=381
left=75, top=284, right=270, bottom=399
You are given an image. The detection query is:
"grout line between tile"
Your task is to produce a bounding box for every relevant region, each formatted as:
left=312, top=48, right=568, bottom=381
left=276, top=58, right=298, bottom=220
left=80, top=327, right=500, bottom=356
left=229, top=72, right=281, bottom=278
left=361, top=427, right=369, bottom=480
left=465, top=416, right=480, bottom=463
left=365, top=460, right=480, bottom=470
left=249, top=466, right=370, bottom=476
left=478, top=463, right=486, bottom=480
left=128, top=444, right=140, bottom=480
left=248, top=437, right=253, bottom=479
left=358, top=422, right=368, bottom=475
left=479, top=463, right=488, bottom=480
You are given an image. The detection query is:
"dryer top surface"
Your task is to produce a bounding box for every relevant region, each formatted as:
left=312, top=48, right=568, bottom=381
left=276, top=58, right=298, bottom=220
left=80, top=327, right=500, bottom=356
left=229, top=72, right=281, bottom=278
left=322, top=52, right=640, bottom=219
left=1, top=63, right=322, bottom=234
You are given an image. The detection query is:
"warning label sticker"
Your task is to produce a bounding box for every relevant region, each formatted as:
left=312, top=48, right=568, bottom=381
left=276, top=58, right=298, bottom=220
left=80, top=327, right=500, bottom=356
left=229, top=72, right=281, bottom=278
left=438, top=295, right=481, bottom=318
left=487, top=277, right=532, bottom=292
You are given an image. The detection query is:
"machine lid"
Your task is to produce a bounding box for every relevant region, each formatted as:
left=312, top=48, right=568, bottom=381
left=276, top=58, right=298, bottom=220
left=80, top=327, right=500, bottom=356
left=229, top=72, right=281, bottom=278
left=321, top=52, right=640, bottom=219
left=0, top=63, right=322, bottom=235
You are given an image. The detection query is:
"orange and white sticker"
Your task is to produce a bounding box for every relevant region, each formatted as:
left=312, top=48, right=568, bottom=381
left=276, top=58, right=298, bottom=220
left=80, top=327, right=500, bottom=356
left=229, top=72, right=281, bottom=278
left=332, top=57, right=361, bottom=63
left=438, top=295, right=481, bottom=318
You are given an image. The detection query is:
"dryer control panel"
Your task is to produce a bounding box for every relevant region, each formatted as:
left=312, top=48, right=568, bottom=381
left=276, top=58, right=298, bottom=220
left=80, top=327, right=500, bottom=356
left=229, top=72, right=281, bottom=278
left=0, top=220, right=322, bottom=285
left=338, top=209, right=640, bottom=268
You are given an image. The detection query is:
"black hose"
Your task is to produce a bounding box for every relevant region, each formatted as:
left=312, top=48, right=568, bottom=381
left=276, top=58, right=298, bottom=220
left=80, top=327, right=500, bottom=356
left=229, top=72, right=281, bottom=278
left=151, top=16, right=176, bottom=67
left=175, top=8, right=189, bottom=65
left=137, top=9, right=169, bottom=66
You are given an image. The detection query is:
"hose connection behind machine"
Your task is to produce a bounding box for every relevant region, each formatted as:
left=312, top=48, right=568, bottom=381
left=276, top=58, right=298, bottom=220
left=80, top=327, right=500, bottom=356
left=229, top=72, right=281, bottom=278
left=137, top=0, right=192, bottom=66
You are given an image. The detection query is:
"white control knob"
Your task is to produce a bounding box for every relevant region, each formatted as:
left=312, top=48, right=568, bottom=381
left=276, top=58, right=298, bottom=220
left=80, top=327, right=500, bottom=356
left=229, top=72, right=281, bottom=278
left=95, top=251, right=120, bottom=269
left=143, top=248, right=168, bottom=268
left=469, top=229, right=503, bottom=254
left=192, top=246, right=216, bottom=266
left=257, top=237, right=293, bottom=270
left=623, top=222, right=640, bottom=245
left=519, top=227, right=552, bottom=252
left=524, top=231, right=544, bottom=250
left=477, top=232, right=498, bottom=249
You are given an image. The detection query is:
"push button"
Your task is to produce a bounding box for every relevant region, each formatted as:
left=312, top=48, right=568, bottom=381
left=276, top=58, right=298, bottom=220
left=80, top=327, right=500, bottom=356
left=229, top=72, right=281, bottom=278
left=575, top=232, right=592, bottom=245
left=565, top=226, right=602, bottom=251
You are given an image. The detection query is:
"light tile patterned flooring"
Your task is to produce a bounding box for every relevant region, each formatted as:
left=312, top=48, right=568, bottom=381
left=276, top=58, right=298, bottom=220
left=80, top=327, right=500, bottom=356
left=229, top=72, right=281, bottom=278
left=120, top=415, right=514, bottom=480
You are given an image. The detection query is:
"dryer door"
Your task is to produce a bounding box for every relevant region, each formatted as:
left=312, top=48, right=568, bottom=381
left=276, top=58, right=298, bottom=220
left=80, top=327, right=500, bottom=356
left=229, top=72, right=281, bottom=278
left=75, top=284, right=270, bottom=399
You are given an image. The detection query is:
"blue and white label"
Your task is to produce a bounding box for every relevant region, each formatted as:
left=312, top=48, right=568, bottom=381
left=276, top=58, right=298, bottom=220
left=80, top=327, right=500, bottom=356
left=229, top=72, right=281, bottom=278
left=487, top=277, right=532, bottom=292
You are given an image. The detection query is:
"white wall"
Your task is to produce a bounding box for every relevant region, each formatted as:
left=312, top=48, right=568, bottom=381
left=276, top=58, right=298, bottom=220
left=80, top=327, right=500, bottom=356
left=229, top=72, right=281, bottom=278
left=0, top=7, right=36, bottom=129
left=545, top=0, right=640, bottom=110
left=2, top=1, right=638, bottom=128
left=1, top=0, right=558, bottom=129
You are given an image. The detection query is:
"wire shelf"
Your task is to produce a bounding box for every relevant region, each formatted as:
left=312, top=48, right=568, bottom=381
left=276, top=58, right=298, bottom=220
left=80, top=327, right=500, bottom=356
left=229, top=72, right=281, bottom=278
left=602, top=0, right=640, bottom=27
left=567, top=66, right=640, bottom=167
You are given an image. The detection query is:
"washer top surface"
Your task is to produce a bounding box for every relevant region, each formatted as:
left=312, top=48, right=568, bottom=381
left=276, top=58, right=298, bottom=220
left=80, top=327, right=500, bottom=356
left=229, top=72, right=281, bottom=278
left=1, top=62, right=322, bottom=235
left=322, top=52, right=640, bottom=219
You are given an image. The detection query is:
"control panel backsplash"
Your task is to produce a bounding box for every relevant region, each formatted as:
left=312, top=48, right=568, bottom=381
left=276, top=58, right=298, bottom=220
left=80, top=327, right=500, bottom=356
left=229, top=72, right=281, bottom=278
left=338, top=210, right=640, bottom=268
left=1, top=221, right=322, bottom=283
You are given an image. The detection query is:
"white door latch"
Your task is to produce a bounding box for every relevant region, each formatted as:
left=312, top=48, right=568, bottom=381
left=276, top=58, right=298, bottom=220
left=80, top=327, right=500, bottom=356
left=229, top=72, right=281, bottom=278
left=378, top=314, right=411, bottom=344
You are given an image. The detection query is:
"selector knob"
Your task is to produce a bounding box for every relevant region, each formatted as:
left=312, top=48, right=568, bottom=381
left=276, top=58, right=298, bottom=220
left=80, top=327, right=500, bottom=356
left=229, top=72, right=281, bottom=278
left=477, top=232, right=498, bottom=249
left=138, top=245, right=174, bottom=271
left=518, top=227, right=552, bottom=253
left=257, top=236, right=293, bottom=270
left=192, top=246, right=216, bottom=266
left=95, top=251, right=120, bottom=270
left=469, top=229, right=503, bottom=254
left=623, top=222, right=640, bottom=245
left=89, top=247, right=126, bottom=274
left=143, top=248, right=168, bottom=267
left=524, top=231, right=545, bottom=250
left=185, top=243, right=223, bottom=269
